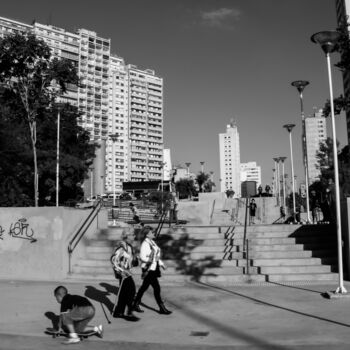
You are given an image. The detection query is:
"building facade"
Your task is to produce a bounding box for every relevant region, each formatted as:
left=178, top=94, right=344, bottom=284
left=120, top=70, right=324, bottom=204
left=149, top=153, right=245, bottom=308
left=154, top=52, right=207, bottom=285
left=305, top=109, right=327, bottom=183
left=335, top=0, right=350, bottom=144
left=219, top=121, right=241, bottom=196
left=0, top=16, right=164, bottom=197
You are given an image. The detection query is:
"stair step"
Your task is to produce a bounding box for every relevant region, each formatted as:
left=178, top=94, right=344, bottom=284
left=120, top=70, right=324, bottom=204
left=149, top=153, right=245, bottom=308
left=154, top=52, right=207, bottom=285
left=260, top=265, right=334, bottom=274
left=252, top=257, right=337, bottom=266
left=267, top=273, right=339, bottom=282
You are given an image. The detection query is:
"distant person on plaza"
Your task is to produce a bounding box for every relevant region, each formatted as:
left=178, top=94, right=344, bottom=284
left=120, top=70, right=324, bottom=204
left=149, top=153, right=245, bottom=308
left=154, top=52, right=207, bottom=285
left=257, top=185, right=263, bottom=197
left=310, top=190, right=320, bottom=224
left=110, top=227, right=139, bottom=321
left=249, top=198, right=257, bottom=224
left=129, top=202, right=143, bottom=227
left=170, top=193, right=179, bottom=225
left=265, top=184, right=271, bottom=195
left=53, top=285, right=103, bottom=345
left=133, top=226, right=172, bottom=315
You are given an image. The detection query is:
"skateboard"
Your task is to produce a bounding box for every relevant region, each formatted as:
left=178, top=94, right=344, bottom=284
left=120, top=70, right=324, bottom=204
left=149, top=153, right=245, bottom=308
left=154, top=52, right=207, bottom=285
left=45, top=327, right=97, bottom=340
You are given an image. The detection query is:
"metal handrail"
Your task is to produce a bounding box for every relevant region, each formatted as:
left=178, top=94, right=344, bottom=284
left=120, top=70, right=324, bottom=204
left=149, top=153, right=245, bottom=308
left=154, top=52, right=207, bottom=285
left=209, top=199, right=216, bottom=224
left=155, top=208, right=169, bottom=239
left=242, top=197, right=249, bottom=252
left=68, top=198, right=103, bottom=274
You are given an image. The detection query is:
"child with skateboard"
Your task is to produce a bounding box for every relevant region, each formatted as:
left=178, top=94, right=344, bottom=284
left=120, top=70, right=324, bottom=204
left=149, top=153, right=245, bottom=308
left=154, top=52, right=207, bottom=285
left=53, top=285, right=103, bottom=344
left=110, top=227, right=139, bottom=321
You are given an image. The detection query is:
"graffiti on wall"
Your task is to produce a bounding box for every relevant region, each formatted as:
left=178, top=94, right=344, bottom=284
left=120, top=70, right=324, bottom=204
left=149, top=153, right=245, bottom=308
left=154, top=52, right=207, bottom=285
left=0, top=218, right=37, bottom=243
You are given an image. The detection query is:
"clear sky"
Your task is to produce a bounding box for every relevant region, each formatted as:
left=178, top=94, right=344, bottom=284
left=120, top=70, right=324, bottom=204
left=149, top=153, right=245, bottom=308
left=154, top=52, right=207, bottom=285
left=1, top=0, right=348, bottom=188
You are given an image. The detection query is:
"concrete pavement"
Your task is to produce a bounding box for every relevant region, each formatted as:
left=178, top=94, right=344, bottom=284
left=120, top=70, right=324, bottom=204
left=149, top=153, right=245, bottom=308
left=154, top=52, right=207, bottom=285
left=1, top=278, right=350, bottom=349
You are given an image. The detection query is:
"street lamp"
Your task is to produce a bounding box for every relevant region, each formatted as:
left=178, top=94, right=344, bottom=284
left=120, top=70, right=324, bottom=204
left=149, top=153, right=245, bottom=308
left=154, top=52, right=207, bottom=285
left=283, top=124, right=296, bottom=223
left=200, top=161, right=205, bottom=173
left=273, top=158, right=280, bottom=206
left=291, top=80, right=311, bottom=223
left=89, top=167, right=94, bottom=199
left=56, top=106, right=61, bottom=207
left=109, top=133, right=120, bottom=207
left=311, top=30, right=347, bottom=294
left=279, top=157, right=287, bottom=210
left=272, top=168, right=276, bottom=198
left=185, top=162, right=191, bottom=177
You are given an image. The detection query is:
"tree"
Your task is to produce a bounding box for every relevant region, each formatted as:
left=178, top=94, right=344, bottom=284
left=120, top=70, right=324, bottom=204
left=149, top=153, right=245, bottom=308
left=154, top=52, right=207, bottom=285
left=0, top=94, right=96, bottom=206
left=196, top=172, right=210, bottom=193
left=175, top=178, right=196, bottom=199
left=0, top=32, right=79, bottom=206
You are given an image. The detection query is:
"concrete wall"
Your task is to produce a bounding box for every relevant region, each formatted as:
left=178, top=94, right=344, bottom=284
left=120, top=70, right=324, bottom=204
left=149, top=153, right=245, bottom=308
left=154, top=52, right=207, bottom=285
left=0, top=207, right=107, bottom=281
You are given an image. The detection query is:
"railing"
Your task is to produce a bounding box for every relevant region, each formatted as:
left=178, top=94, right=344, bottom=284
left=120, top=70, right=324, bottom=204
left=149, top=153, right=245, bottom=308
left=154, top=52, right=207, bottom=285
left=209, top=199, right=216, bottom=224
left=68, top=198, right=104, bottom=274
left=243, top=197, right=249, bottom=274
left=155, top=208, right=169, bottom=239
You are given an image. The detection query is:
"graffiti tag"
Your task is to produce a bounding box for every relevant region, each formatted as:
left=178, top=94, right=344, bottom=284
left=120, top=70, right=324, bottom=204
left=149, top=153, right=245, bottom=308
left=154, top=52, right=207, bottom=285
left=7, top=218, right=37, bottom=243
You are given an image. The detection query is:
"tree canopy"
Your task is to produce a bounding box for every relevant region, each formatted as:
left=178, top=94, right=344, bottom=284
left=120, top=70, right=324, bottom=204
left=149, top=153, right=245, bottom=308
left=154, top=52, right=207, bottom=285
left=0, top=32, right=96, bottom=206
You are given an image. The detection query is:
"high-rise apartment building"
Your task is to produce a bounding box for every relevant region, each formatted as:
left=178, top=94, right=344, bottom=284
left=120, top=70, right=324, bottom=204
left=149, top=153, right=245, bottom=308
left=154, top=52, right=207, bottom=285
left=0, top=16, right=164, bottom=196
left=305, top=109, right=327, bottom=183
left=240, top=162, right=261, bottom=188
left=219, top=121, right=241, bottom=196
left=335, top=0, right=350, bottom=144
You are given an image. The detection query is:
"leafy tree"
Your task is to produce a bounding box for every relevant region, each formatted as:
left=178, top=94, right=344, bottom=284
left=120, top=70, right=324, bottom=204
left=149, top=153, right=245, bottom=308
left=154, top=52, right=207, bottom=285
left=196, top=172, right=210, bottom=193
left=0, top=94, right=96, bottom=206
left=175, top=178, right=196, bottom=199
left=0, top=32, right=79, bottom=206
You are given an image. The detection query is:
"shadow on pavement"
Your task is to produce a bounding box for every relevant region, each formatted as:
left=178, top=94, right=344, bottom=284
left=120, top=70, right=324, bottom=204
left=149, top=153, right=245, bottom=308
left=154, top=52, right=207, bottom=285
left=85, top=285, right=115, bottom=313
left=195, top=281, right=350, bottom=328
left=268, top=281, right=326, bottom=294
left=44, top=311, right=59, bottom=330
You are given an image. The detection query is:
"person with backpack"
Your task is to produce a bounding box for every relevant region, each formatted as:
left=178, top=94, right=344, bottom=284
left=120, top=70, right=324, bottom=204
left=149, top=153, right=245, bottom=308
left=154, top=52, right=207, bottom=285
left=132, top=226, right=172, bottom=315
left=110, top=227, right=139, bottom=321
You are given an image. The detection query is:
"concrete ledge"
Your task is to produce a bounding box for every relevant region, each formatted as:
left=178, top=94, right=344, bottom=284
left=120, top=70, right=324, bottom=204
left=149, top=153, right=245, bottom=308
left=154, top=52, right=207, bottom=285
left=324, top=291, right=350, bottom=299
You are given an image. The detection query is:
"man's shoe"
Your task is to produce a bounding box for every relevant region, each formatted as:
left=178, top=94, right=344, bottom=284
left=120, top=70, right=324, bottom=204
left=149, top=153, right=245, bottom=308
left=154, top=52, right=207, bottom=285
left=113, top=312, right=124, bottom=319
left=62, top=337, right=80, bottom=345
left=159, top=303, right=172, bottom=315
left=96, top=324, right=104, bottom=338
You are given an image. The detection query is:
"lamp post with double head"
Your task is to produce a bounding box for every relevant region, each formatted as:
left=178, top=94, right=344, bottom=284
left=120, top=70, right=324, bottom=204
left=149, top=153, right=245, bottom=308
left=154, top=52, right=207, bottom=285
left=279, top=157, right=287, bottom=210
left=109, top=133, right=120, bottom=207
left=283, top=124, right=296, bottom=223
left=291, top=80, right=311, bottom=223
left=311, top=30, right=347, bottom=294
left=200, top=161, right=205, bottom=173
left=185, top=162, right=191, bottom=178
left=273, top=158, right=281, bottom=206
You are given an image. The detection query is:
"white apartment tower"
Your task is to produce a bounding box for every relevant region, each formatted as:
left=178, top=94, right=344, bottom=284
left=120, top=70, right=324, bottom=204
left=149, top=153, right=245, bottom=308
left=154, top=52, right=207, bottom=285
left=0, top=16, right=164, bottom=195
left=305, top=109, right=327, bottom=183
left=240, top=162, right=261, bottom=187
left=219, top=121, right=241, bottom=196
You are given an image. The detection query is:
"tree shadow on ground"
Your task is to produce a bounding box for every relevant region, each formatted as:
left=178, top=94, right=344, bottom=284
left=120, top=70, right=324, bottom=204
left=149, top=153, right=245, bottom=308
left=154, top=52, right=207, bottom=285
left=84, top=285, right=115, bottom=313
left=157, top=229, right=223, bottom=282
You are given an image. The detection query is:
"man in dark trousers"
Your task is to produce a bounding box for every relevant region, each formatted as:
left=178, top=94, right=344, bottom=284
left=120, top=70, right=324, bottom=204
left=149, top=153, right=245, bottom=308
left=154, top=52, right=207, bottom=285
left=111, top=227, right=140, bottom=321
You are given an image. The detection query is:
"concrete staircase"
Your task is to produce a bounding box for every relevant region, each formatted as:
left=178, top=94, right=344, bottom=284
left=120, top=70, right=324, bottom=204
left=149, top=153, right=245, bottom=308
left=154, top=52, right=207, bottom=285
left=69, top=224, right=339, bottom=284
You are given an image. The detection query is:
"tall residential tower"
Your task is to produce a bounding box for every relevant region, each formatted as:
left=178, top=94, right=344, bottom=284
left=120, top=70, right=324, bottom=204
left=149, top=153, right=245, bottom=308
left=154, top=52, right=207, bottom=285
left=219, top=121, right=241, bottom=196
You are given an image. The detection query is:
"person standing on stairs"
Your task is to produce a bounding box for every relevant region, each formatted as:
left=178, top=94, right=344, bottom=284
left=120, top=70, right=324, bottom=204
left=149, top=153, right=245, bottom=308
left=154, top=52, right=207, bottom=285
left=110, top=227, right=140, bottom=321
left=133, top=226, right=172, bottom=315
left=249, top=198, right=257, bottom=224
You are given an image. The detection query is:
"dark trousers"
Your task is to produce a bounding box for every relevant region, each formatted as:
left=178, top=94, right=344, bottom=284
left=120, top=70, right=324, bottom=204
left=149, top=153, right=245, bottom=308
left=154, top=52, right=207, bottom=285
left=134, top=270, right=162, bottom=306
left=114, top=276, right=136, bottom=315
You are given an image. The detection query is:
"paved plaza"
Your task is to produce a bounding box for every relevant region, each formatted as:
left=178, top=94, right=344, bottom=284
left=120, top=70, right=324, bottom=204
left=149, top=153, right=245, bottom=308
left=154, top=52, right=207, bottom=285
left=1, top=279, right=350, bottom=349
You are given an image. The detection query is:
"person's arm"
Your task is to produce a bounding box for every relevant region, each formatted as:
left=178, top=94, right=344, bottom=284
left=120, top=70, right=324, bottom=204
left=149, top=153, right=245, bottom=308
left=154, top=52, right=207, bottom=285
left=139, top=241, right=153, bottom=265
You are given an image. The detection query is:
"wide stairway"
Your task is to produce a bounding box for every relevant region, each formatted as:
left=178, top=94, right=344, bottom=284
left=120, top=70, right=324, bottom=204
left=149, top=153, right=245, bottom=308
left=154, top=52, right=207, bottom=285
left=70, top=223, right=339, bottom=284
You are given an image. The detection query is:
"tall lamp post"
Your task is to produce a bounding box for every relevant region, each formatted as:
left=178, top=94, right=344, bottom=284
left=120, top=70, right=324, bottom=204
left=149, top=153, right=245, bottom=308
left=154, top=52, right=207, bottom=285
left=185, top=162, right=191, bottom=177
left=291, top=80, right=311, bottom=223
left=200, top=161, right=205, bottom=173
left=273, top=158, right=281, bottom=206
left=283, top=124, right=296, bottom=223
left=109, top=133, right=120, bottom=207
left=311, top=30, right=347, bottom=294
left=89, top=167, right=94, bottom=199
left=280, top=157, right=287, bottom=210
left=56, top=106, right=61, bottom=207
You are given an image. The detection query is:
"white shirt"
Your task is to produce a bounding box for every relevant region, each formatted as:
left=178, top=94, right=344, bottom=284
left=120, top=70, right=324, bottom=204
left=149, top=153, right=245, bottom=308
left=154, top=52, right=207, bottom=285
left=139, top=237, right=164, bottom=271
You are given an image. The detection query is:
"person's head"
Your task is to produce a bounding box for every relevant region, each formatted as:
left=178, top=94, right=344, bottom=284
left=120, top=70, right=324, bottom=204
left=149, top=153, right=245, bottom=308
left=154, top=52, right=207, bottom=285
left=251, top=199, right=255, bottom=203
left=129, top=202, right=134, bottom=207
left=54, top=285, right=68, bottom=304
left=140, top=225, right=155, bottom=241
left=121, top=227, right=135, bottom=243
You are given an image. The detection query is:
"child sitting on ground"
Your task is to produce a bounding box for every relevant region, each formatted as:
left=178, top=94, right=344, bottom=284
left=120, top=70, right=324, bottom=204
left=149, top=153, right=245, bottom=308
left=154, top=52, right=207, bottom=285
left=54, top=285, right=103, bottom=344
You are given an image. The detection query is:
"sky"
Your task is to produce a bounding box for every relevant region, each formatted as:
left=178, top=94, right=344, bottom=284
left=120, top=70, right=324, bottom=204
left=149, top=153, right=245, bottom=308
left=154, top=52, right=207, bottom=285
left=1, top=0, right=348, bottom=188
